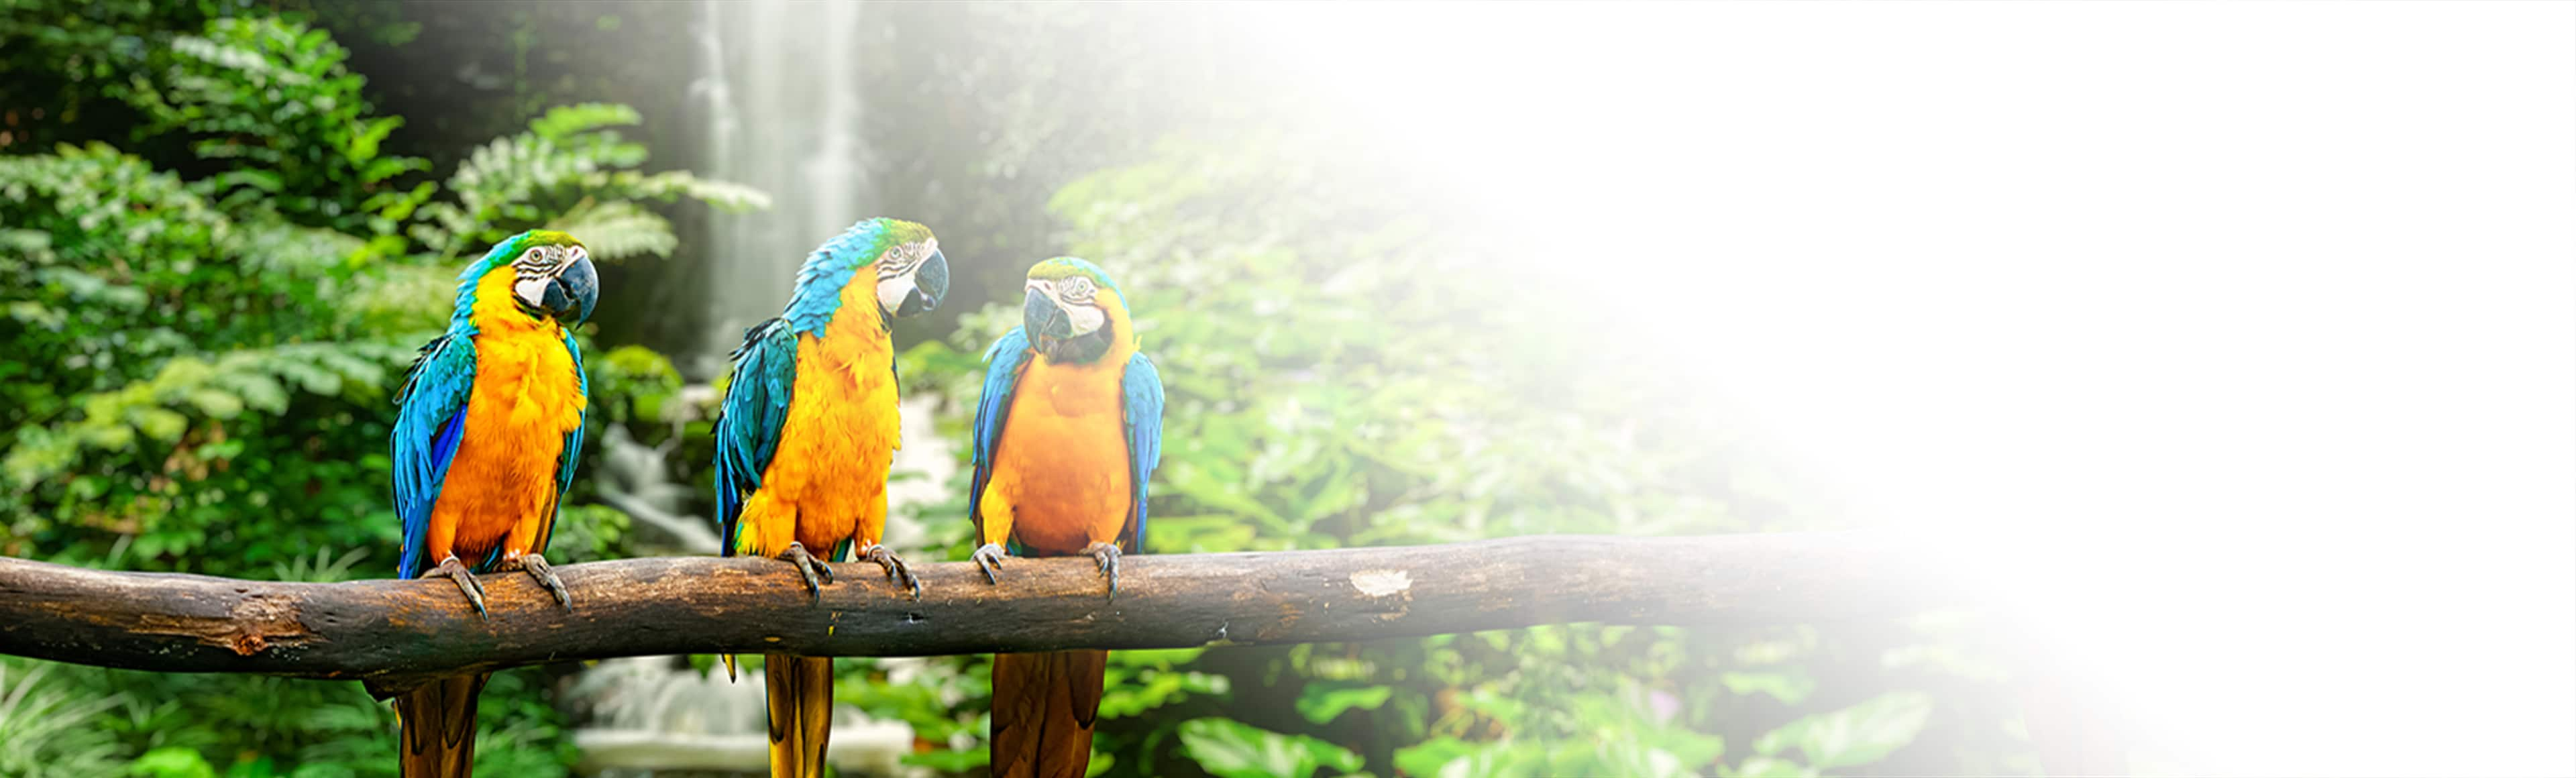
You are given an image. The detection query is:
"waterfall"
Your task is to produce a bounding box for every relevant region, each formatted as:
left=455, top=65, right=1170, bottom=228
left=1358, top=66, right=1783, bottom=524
left=692, top=0, right=875, bottom=378
left=565, top=5, right=938, bottom=774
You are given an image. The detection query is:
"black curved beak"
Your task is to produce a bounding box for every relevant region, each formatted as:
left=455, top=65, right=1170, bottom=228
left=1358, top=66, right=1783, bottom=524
left=543, top=254, right=599, bottom=325
left=897, top=249, right=948, bottom=318
left=1024, top=288, right=1070, bottom=341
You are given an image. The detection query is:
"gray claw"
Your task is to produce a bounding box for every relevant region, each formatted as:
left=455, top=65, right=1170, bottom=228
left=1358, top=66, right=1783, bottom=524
left=861, top=545, right=922, bottom=600
left=971, top=543, right=1008, bottom=585
left=518, top=553, right=572, bottom=608
left=425, top=556, right=488, bottom=619
left=1083, top=541, right=1122, bottom=600
left=780, top=542, right=829, bottom=602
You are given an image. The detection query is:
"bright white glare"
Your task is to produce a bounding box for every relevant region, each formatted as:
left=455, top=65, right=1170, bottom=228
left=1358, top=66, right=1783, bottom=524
left=1240, top=3, right=2575, bottom=775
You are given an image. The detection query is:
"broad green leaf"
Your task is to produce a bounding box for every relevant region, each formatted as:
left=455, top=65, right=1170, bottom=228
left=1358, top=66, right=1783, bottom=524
left=186, top=388, right=243, bottom=420
left=528, top=102, right=641, bottom=140
left=1295, top=682, right=1393, bottom=724
left=1720, top=670, right=1817, bottom=706
left=1178, top=718, right=1363, bottom=778
left=129, top=407, right=190, bottom=441
left=1753, top=691, right=1934, bottom=771
left=1727, top=756, right=1817, bottom=778
left=127, top=747, right=219, bottom=778
left=1395, top=738, right=1547, bottom=778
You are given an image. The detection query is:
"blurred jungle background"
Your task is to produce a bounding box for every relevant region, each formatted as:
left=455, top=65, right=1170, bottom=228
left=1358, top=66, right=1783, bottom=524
left=7, top=1, right=2573, bottom=777
left=0, top=2, right=2019, bottom=776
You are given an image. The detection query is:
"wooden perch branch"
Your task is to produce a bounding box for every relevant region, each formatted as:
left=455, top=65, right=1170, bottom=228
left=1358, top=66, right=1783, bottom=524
left=0, top=533, right=1943, bottom=694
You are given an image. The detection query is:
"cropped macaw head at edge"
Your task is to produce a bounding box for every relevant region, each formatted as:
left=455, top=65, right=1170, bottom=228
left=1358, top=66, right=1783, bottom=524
left=1023, top=256, right=1129, bottom=364
left=464, top=230, right=597, bottom=327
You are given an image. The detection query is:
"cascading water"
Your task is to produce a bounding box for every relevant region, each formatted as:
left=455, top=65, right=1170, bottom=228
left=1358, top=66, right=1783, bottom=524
left=566, top=3, right=953, bottom=774
left=692, top=0, right=874, bottom=377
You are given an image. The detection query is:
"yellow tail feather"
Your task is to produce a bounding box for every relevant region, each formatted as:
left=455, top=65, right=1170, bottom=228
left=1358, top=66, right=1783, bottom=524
left=765, top=653, right=835, bottom=777
left=392, top=673, right=487, bottom=778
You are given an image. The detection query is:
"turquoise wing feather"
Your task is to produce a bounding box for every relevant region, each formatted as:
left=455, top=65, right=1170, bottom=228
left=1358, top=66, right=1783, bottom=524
left=1120, top=351, right=1164, bottom=551
left=391, top=333, right=476, bottom=579
left=967, top=327, right=1032, bottom=543
left=712, top=319, right=798, bottom=557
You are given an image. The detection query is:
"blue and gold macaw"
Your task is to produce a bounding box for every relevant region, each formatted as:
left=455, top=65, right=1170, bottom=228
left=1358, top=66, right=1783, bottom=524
left=969, top=258, right=1164, bottom=777
left=386, top=230, right=598, bottom=777
left=712, top=217, right=949, bottom=778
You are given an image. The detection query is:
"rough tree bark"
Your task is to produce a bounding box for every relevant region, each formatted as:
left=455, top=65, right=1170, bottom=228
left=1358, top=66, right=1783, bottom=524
left=0, top=533, right=1944, bottom=695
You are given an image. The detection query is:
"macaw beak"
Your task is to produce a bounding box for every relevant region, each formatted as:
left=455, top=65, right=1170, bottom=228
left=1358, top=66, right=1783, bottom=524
left=1024, top=287, right=1071, bottom=341
left=894, top=249, right=949, bottom=318
left=542, top=254, right=599, bottom=325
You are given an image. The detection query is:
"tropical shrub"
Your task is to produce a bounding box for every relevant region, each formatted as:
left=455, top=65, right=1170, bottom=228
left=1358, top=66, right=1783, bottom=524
left=0, top=7, right=757, bottom=775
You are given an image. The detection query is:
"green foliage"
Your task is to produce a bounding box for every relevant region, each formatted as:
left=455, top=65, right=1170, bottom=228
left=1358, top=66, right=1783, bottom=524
left=109, top=15, right=431, bottom=236
left=588, top=345, right=684, bottom=427
left=125, top=748, right=217, bottom=778
left=0, top=659, right=125, bottom=778
left=410, top=102, right=768, bottom=263
left=0, top=5, right=758, bottom=775
left=1295, top=682, right=1393, bottom=725
left=1722, top=669, right=1819, bottom=706
left=1745, top=692, right=1935, bottom=775
left=1389, top=679, right=1731, bottom=777
left=923, top=139, right=1720, bottom=773
left=1028, top=138, right=1746, bottom=553
left=1177, top=718, right=1364, bottom=778
left=0, top=4, right=2038, bottom=775
left=0, top=144, right=418, bottom=566
left=865, top=134, right=2029, bottom=777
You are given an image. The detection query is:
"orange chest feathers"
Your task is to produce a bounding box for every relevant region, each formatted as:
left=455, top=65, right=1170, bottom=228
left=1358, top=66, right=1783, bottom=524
left=994, top=357, right=1132, bottom=549
left=758, top=279, right=901, bottom=510
left=437, top=272, right=586, bottom=549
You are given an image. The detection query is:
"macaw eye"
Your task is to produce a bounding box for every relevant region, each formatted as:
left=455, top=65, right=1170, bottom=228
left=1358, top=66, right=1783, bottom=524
left=519, top=245, right=558, bottom=270
left=879, top=244, right=930, bottom=278
left=1061, top=276, right=1095, bottom=302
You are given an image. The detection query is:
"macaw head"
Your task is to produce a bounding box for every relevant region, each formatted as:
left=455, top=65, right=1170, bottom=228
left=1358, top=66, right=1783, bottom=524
left=866, top=219, right=949, bottom=319
left=1022, top=257, right=1129, bottom=364
left=496, top=230, right=598, bottom=325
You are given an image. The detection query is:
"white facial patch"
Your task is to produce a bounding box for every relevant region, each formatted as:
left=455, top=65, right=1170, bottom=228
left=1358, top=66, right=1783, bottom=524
left=1063, top=302, right=1106, bottom=336
left=877, top=274, right=915, bottom=313
left=515, top=276, right=551, bottom=308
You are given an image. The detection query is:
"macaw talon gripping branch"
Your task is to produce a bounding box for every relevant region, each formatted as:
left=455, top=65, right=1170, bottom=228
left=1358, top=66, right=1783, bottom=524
left=777, top=541, right=833, bottom=602
left=971, top=543, right=1008, bottom=585
left=1083, top=541, right=1123, bottom=600
left=423, top=555, right=489, bottom=619
left=861, top=544, right=922, bottom=601
left=501, top=553, right=572, bottom=608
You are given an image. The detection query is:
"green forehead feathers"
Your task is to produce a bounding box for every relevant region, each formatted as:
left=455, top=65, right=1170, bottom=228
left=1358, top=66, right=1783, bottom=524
left=514, top=229, right=585, bottom=250
left=873, top=219, right=934, bottom=254
left=1026, top=256, right=1124, bottom=298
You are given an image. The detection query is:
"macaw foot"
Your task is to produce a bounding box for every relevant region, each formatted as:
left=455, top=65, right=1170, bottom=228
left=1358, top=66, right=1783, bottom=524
left=971, top=543, right=1009, bottom=585
left=859, top=543, right=922, bottom=600
left=1083, top=541, right=1123, bottom=600
left=422, top=555, right=489, bottom=619
left=498, top=553, right=572, bottom=609
left=777, top=541, right=833, bottom=602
